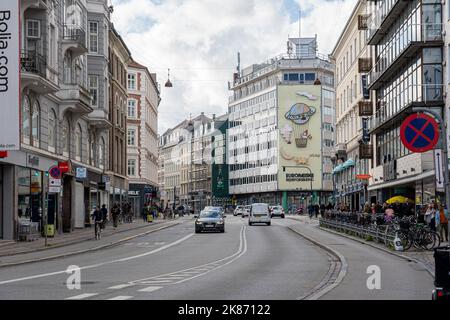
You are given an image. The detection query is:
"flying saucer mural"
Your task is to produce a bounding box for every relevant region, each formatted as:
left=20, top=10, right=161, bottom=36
left=285, top=103, right=316, bottom=125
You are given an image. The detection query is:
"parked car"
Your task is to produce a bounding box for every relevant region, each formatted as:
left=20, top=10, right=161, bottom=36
left=271, top=205, right=285, bottom=218
left=234, top=205, right=244, bottom=216
left=195, top=210, right=225, bottom=233
left=249, top=203, right=271, bottom=226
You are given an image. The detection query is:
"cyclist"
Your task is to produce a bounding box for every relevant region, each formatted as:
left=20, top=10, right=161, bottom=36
left=91, top=206, right=103, bottom=239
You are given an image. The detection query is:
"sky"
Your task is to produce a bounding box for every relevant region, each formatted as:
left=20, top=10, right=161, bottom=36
left=111, top=0, right=359, bottom=134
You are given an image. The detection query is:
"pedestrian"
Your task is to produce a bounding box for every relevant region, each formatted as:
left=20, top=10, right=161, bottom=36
left=100, top=204, right=108, bottom=229
left=112, top=202, right=120, bottom=229
left=436, top=204, right=449, bottom=242
left=308, top=204, right=314, bottom=219
left=425, top=203, right=437, bottom=232
left=314, top=204, right=319, bottom=218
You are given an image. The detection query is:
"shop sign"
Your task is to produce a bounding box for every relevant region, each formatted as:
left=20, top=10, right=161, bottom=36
left=286, top=173, right=314, bottom=182
left=356, top=174, right=371, bottom=180
left=75, top=167, right=87, bottom=179
left=434, top=149, right=445, bottom=191
left=27, top=154, right=39, bottom=167
left=128, top=190, right=140, bottom=196
left=58, top=161, right=70, bottom=174
left=0, top=1, right=20, bottom=151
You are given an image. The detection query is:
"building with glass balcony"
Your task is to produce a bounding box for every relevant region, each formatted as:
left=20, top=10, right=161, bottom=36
left=228, top=37, right=335, bottom=211
left=364, top=0, right=445, bottom=207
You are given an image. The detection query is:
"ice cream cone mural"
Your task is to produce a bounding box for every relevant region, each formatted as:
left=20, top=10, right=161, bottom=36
left=281, top=124, right=294, bottom=144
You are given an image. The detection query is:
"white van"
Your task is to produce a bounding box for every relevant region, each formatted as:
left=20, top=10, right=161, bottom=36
left=249, top=203, right=271, bottom=226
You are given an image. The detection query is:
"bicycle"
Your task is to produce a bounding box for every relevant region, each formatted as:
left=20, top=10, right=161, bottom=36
left=94, top=220, right=103, bottom=240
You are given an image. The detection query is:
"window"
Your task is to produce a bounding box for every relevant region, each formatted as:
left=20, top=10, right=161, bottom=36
left=88, top=75, right=98, bottom=106
left=128, top=159, right=136, bottom=176
left=99, top=137, right=105, bottom=167
left=48, top=109, right=57, bottom=151
left=128, top=73, right=136, bottom=90
left=288, top=73, right=299, bottom=81
left=89, top=21, right=98, bottom=53
left=128, top=99, right=136, bottom=118
left=22, top=96, right=30, bottom=141
left=62, top=117, right=70, bottom=156
left=305, top=73, right=315, bottom=81
left=127, top=129, right=136, bottom=146
left=26, top=20, right=40, bottom=38
left=75, top=124, right=82, bottom=160
left=31, top=101, right=40, bottom=146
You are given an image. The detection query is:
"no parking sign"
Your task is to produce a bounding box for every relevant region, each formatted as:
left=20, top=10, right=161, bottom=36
left=400, top=113, right=439, bottom=153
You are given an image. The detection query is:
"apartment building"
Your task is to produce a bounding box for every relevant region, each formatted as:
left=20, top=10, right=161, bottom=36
left=126, top=60, right=161, bottom=216
left=228, top=37, right=335, bottom=211
left=0, top=0, right=118, bottom=239
left=364, top=0, right=445, bottom=206
left=159, top=113, right=217, bottom=213
left=331, top=0, right=372, bottom=211
left=107, top=24, right=132, bottom=206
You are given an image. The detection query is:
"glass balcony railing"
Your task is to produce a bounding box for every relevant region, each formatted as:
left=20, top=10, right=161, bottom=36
left=366, top=0, right=403, bottom=42
left=367, top=23, right=442, bottom=88
left=368, top=84, right=443, bottom=131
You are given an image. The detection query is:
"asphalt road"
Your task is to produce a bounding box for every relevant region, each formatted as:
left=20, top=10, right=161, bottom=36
left=0, top=215, right=434, bottom=300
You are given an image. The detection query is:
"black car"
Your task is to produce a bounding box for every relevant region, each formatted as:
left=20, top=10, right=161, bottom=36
left=195, top=210, right=225, bottom=233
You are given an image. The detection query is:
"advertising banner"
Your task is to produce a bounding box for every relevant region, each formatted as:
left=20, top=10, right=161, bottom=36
left=278, top=85, right=322, bottom=191
left=0, top=1, right=20, bottom=150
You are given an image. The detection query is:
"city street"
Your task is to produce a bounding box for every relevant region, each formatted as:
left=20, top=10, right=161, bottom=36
left=0, top=216, right=433, bottom=300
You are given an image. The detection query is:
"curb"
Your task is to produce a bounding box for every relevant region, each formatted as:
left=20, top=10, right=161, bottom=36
left=317, top=225, right=435, bottom=279
left=287, top=225, right=348, bottom=300
left=0, top=221, right=183, bottom=268
left=0, top=218, right=178, bottom=258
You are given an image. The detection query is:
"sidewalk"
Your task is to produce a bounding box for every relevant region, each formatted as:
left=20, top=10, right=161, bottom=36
left=286, top=214, right=436, bottom=277
left=0, top=217, right=179, bottom=258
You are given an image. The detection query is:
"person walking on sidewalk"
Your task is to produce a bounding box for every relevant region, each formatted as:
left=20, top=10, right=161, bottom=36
left=436, top=204, right=449, bottom=242
left=91, top=206, right=103, bottom=239
left=100, top=204, right=108, bottom=230
left=425, top=203, right=437, bottom=232
left=112, top=202, right=120, bottom=229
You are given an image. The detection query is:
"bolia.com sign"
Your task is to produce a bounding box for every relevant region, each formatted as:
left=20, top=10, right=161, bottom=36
left=286, top=173, right=314, bottom=182
left=0, top=2, right=20, bottom=151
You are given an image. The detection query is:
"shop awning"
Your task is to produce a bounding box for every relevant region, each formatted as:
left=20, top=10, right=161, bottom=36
left=342, top=158, right=355, bottom=169
left=332, top=164, right=344, bottom=174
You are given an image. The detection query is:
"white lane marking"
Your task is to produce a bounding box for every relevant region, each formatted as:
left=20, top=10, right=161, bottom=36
left=108, top=284, right=133, bottom=290
left=65, top=293, right=98, bottom=300
left=131, top=225, right=247, bottom=286
left=138, top=286, right=162, bottom=293
left=139, top=280, right=173, bottom=284
left=0, top=233, right=195, bottom=285
left=108, top=296, right=133, bottom=300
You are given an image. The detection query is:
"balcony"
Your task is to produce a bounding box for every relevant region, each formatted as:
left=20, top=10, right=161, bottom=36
left=358, top=58, right=372, bottom=73
left=20, top=50, right=58, bottom=94
left=358, top=100, right=373, bottom=117
left=368, top=84, right=444, bottom=134
left=368, top=24, right=443, bottom=90
left=56, top=70, right=92, bottom=115
left=87, top=109, right=112, bottom=131
left=366, top=0, right=411, bottom=46
left=335, top=143, right=347, bottom=161
left=62, top=24, right=87, bottom=56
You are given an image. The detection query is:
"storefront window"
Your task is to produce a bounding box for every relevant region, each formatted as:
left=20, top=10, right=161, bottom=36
left=18, top=167, right=43, bottom=224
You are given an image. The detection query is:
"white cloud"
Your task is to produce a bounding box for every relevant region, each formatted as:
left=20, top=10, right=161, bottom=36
left=111, top=0, right=358, bottom=134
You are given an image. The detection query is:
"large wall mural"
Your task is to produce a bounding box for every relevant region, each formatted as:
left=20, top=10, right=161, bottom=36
left=277, top=85, right=322, bottom=191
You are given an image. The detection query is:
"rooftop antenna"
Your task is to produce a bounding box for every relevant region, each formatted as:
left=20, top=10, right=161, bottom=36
left=165, top=68, right=173, bottom=88
left=298, top=7, right=301, bottom=38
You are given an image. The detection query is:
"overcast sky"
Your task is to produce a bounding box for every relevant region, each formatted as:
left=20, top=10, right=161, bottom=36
left=111, top=0, right=358, bottom=134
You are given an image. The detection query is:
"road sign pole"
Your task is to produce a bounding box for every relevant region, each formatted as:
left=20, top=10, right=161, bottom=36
left=412, top=107, right=450, bottom=213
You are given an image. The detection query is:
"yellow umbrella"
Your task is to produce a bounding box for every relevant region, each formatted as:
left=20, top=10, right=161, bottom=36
left=386, top=196, right=412, bottom=204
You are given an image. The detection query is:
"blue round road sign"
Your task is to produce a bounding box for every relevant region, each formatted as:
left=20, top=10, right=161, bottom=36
left=400, top=113, right=439, bottom=153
